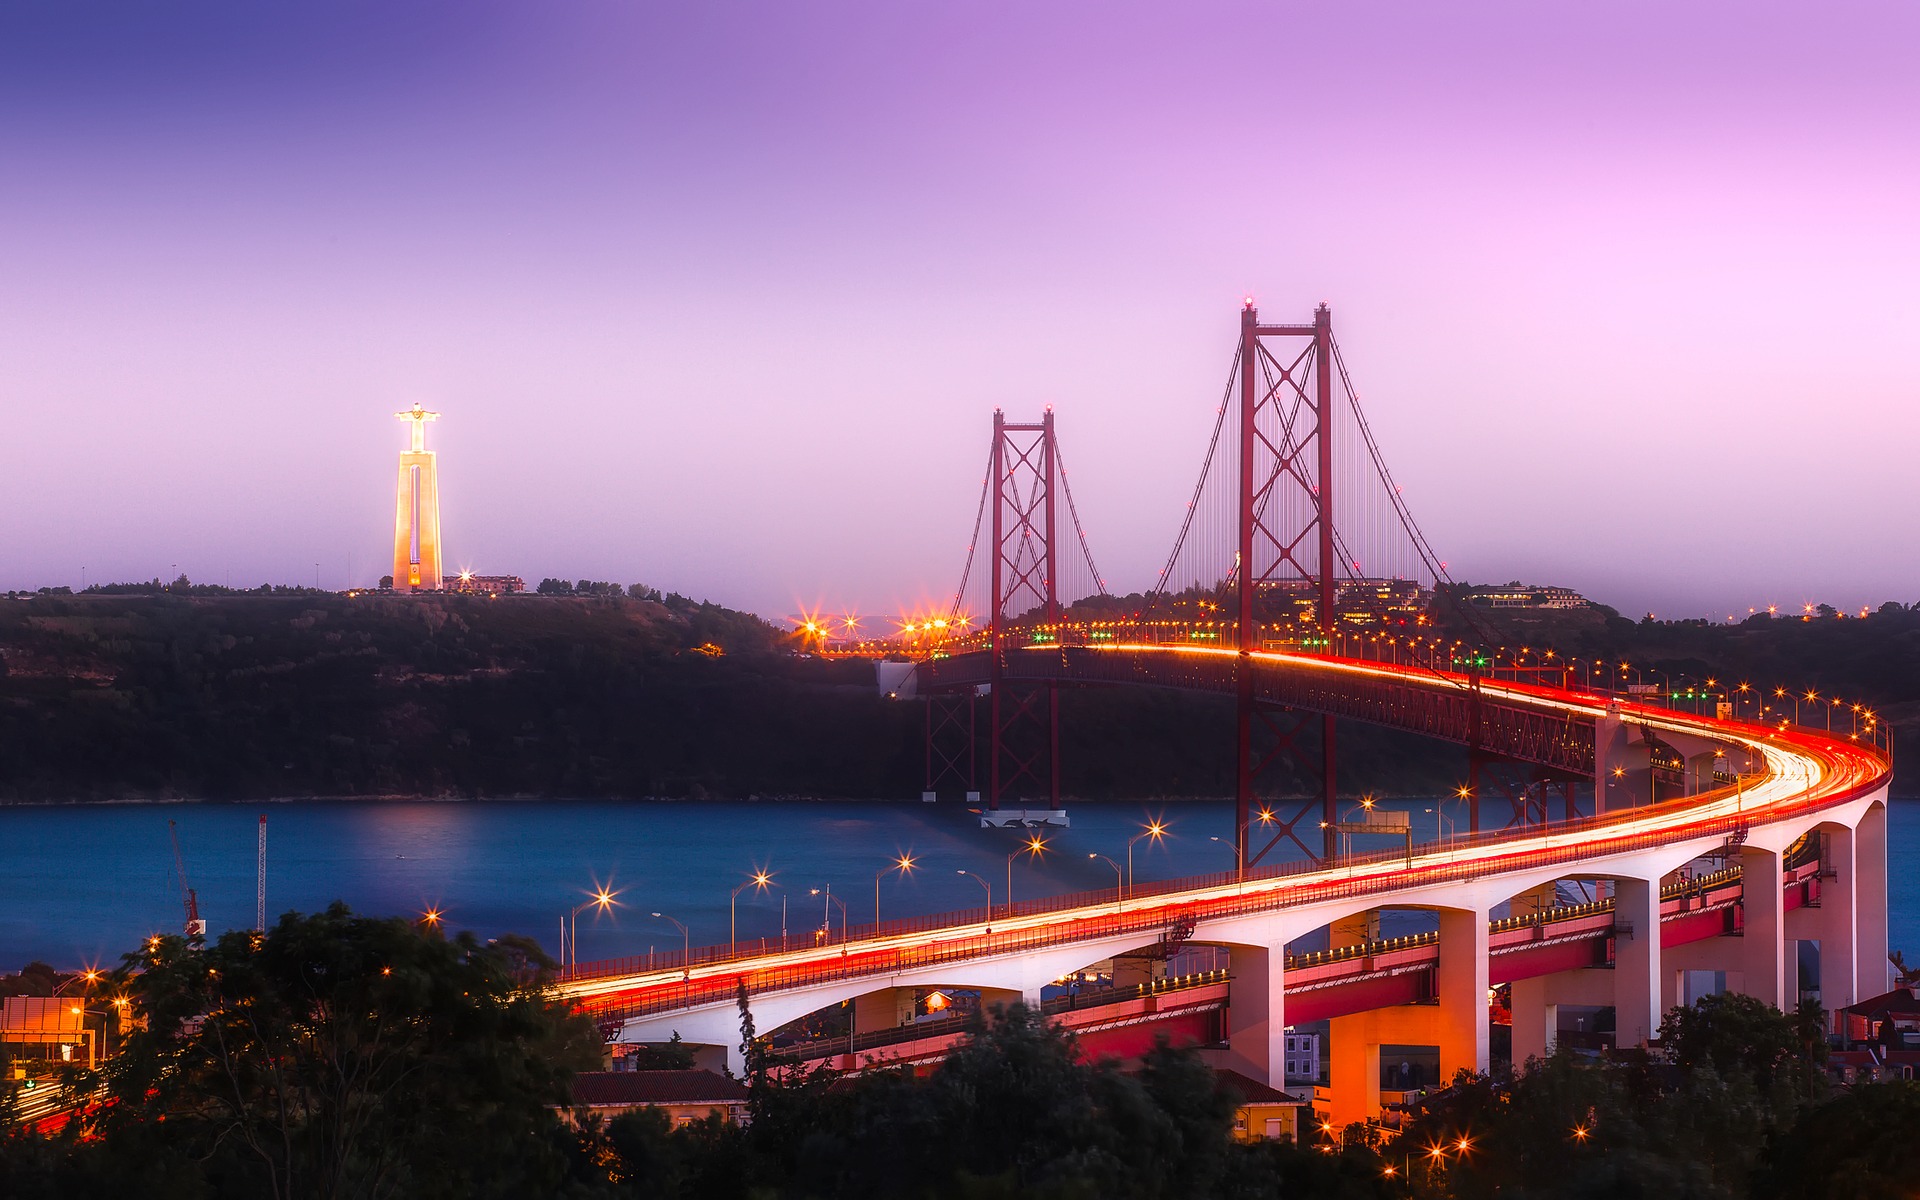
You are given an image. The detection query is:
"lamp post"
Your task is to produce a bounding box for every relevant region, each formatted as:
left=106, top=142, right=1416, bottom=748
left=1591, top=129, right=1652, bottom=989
left=1089, top=853, right=1123, bottom=913
left=1206, top=835, right=1247, bottom=891
left=958, top=869, right=992, bottom=922
left=730, top=871, right=775, bottom=947
left=875, top=854, right=915, bottom=924
left=53, top=969, right=102, bottom=998
left=1006, top=835, right=1047, bottom=917
left=650, top=912, right=690, bottom=1003
left=810, top=888, right=847, bottom=943
left=565, top=886, right=619, bottom=969
left=1127, top=821, right=1168, bottom=896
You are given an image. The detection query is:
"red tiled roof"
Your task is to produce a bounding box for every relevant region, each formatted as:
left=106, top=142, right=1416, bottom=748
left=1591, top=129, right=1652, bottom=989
left=572, top=1070, right=748, bottom=1108
left=1846, top=986, right=1920, bottom=1017
left=1216, top=1070, right=1308, bottom=1106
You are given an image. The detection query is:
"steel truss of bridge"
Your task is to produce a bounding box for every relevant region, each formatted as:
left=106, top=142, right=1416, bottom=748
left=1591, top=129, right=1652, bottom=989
left=570, top=304, right=1891, bottom=1126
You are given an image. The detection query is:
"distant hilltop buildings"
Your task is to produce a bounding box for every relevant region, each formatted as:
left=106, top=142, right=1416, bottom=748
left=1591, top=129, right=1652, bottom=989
left=1459, top=581, right=1592, bottom=610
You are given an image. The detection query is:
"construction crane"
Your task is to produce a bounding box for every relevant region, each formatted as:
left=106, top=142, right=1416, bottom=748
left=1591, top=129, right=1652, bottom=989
left=256, top=815, right=267, bottom=933
left=167, top=819, right=207, bottom=938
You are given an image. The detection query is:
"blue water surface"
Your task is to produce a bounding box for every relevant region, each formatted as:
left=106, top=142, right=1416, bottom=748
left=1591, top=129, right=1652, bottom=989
left=2, top=797, right=1913, bottom=973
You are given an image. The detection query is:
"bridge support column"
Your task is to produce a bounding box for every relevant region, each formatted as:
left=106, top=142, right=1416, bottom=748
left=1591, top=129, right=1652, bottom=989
left=1663, top=936, right=1732, bottom=1012
left=1738, top=846, right=1786, bottom=1010
left=977, top=986, right=1025, bottom=1015
left=1438, top=907, right=1490, bottom=1079
left=1856, top=801, right=1890, bottom=1002
left=1814, top=825, right=1859, bottom=1016
left=1331, top=910, right=1379, bottom=949
left=1509, top=977, right=1557, bottom=1068
left=1594, top=706, right=1651, bottom=813
left=854, top=988, right=915, bottom=1033
left=1327, top=1005, right=1441, bottom=1127
left=1225, top=944, right=1285, bottom=1087
left=1684, top=752, right=1720, bottom=795
left=1112, top=954, right=1167, bottom=988
left=1510, top=968, right=1615, bottom=1066
left=1613, top=878, right=1662, bottom=1047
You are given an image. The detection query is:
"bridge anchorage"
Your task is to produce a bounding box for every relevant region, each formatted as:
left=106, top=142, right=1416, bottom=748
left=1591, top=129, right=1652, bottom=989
left=563, top=301, right=1893, bottom=1129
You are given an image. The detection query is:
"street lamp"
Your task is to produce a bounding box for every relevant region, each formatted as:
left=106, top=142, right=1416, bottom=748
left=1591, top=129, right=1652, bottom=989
left=564, top=885, right=619, bottom=969
left=53, top=969, right=102, bottom=998
left=651, top=911, right=691, bottom=1004
left=1127, top=821, right=1169, bottom=896
left=957, top=869, right=992, bottom=921
left=1088, top=853, right=1123, bottom=912
left=1007, top=835, right=1047, bottom=916
left=730, top=870, right=775, bottom=946
left=875, top=854, right=915, bottom=924
left=650, top=911, right=690, bottom=965
left=1207, top=836, right=1246, bottom=890
left=809, top=888, right=847, bottom=943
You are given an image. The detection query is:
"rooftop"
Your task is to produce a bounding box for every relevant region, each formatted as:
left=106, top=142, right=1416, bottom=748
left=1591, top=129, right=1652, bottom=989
left=572, top=1069, right=748, bottom=1108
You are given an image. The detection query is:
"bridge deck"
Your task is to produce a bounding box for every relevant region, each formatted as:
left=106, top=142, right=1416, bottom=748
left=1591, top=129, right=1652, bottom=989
left=560, top=648, right=1886, bottom=1028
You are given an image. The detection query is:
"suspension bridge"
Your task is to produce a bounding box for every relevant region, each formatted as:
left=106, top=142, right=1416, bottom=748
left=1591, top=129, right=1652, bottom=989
left=560, top=301, right=1892, bottom=1126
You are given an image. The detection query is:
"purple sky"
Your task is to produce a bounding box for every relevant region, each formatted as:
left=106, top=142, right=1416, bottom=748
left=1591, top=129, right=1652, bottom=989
left=1, top=2, right=1915, bottom=622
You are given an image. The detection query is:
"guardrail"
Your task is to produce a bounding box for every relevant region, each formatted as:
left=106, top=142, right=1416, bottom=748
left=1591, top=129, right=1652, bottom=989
left=775, top=969, right=1235, bottom=1061
left=564, top=723, right=1879, bottom=994
left=563, top=656, right=1887, bottom=1023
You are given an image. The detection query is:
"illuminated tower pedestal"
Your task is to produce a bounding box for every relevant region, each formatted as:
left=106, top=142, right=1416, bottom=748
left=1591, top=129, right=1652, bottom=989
left=393, top=404, right=443, bottom=592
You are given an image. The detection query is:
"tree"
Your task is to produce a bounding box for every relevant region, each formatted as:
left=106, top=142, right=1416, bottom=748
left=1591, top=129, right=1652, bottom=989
left=66, top=905, right=599, bottom=1200
left=1754, top=1078, right=1920, bottom=1200
left=1657, top=992, right=1820, bottom=1097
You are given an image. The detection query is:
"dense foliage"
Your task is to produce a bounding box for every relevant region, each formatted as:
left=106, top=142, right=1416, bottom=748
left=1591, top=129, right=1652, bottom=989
left=6, top=918, right=1920, bottom=1199
left=0, top=591, right=1458, bottom=802
left=1, top=906, right=601, bottom=1200
left=0, top=589, right=1916, bottom=802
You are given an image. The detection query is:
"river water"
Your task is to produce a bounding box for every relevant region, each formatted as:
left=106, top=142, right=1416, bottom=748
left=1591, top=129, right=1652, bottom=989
left=3, top=797, right=1915, bottom=974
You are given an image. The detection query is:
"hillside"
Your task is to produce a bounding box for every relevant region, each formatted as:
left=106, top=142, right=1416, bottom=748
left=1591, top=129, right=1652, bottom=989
left=2, top=588, right=1912, bottom=804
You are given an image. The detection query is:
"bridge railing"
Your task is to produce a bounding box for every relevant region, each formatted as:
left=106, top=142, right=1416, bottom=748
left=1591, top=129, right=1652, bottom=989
left=563, top=667, right=1887, bottom=995
left=571, top=743, right=1880, bottom=1019
left=915, top=622, right=1894, bottom=756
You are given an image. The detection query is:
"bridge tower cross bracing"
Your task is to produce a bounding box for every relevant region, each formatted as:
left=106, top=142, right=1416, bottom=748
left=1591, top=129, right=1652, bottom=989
left=1236, top=301, right=1339, bottom=869
left=987, top=408, right=1062, bottom=812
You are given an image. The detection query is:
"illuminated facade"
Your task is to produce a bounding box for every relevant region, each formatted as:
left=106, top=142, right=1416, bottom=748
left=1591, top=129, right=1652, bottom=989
left=447, top=573, right=525, bottom=596
left=392, top=404, right=443, bottom=593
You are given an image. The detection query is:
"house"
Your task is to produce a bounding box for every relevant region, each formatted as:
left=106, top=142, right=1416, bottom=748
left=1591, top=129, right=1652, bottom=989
left=1218, top=1069, right=1311, bottom=1142
left=570, top=1069, right=750, bottom=1127
left=1842, top=985, right=1920, bottom=1048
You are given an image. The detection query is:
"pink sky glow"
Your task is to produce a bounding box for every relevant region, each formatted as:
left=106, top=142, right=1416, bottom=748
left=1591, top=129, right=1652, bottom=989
left=0, top=2, right=1915, bottom=622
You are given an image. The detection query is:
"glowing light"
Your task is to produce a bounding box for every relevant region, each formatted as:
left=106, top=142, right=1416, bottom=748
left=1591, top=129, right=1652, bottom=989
left=924, top=990, right=951, bottom=1012
left=422, top=907, right=443, bottom=926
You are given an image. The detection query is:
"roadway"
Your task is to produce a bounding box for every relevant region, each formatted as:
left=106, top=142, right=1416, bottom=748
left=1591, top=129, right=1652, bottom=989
left=559, top=643, right=1888, bottom=1034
